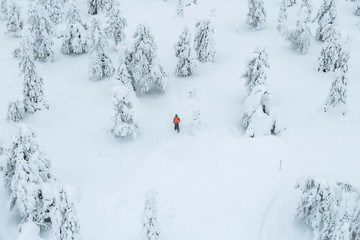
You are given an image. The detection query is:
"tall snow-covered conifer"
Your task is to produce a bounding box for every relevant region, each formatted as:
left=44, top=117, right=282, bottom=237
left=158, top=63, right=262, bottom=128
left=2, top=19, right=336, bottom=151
left=194, top=19, right=216, bottom=62
left=116, top=52, right=134, bottom=91
left=314, top=0, right=337, bottom=41
left=126, top=23, right=167, bottom=93
left=105, top=6, right=127, bottom=46
left=5, top=2, right=23, bottom=37
left=88, top=18, right=115, bottom=80
left=175, top=27, right=196, bottom=77
left=278, top=0, right=288, bottom=23
left=247, top=0, right=266, bottom=30
left=317, top=24, right=341, bottom=73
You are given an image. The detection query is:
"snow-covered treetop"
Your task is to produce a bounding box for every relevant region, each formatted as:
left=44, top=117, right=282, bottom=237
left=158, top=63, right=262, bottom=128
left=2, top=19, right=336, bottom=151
left=88, top=18, right=107, bottom=54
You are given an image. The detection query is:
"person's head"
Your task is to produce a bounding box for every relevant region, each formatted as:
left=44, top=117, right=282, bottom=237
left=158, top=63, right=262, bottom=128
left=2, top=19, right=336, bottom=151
left=175, top=114, right=178, bottom=117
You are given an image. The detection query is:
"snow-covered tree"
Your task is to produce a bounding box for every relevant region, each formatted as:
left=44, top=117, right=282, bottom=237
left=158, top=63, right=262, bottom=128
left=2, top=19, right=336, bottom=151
left=52, top=188, right=80, bottom=240
left=314, top=0, right=337, bottom=41
left=111, top=87, right=138, bottom=138
left=194, top=19, right=216, bottom=62
left=288, top=20, right=311, bottom=54
left=88, top=0, right=100, bottom=15
left=3, top=125, right=52, bottom=228
left=299, top=0, right=313, bottom=22
left=177, top=0, right=184, bottom=16
left=28, top=3, right=55, bottom=62
left=5, top=2, right=23, bottom=37
left=317, top=24, right=341, bottom=73
left=38, top=0, right=64, bottom=25
left=247, top=0, right=266, bottom=30
left=142, top=190, right=160, bottom=240
left=356, top=0, right=360, bottom=16
left=7, top=99, right=25, bottom=122
left=126, top=23, right=167, bottom=93
left=61, top=2, right=88, bottom=54
left=287, top=0, right=296, bottom=7
left=105, top=6, right=127, bottom=46
left=88, top=18, right=114, bottom=80
left=102, top=0, right=116, bottom=15
left=324, top=70, right=347, bottom=114
left=278, top=0, right=288, bottom=23
left=241, top=85, right=285, bottom=137
left=116, top=52, right=134, bottom=91
left=0, top=0, right=8, bottom=20
left=175, top=27, right=196, bottom=77
left=19, top=32, right=48, bottom=114
left=242, top=48, right=270, bottom=94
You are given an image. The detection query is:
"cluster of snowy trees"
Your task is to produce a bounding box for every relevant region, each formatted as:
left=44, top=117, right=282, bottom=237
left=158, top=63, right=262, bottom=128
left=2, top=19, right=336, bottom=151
left=0, top=125, right=80, bottom=239
left=296, top=177, right=360, bottom=240
left=241, top=48, right=286, bottom=137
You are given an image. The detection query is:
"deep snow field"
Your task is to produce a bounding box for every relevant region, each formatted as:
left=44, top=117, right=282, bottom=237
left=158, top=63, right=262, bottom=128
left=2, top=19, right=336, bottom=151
left=0, top=0, right=360, bottom=239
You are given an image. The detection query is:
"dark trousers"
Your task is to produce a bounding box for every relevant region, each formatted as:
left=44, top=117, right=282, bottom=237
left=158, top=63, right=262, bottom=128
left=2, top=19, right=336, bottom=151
left=174, top=123, right=179, bottom=132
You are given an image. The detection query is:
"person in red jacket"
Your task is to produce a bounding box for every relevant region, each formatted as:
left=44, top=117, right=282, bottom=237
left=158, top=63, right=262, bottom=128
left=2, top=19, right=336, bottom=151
left=173, top=114, right=180, bottom=133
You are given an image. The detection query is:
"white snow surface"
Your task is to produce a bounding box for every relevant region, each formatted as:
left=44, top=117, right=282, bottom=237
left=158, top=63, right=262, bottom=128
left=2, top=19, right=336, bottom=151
left=0, top=0, right=360, bottom=239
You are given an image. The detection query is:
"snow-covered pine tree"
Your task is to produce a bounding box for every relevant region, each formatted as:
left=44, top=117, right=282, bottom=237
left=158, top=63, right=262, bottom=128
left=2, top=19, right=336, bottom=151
left=52, top=188, right=80, bottom=240
left=324, top=70, right=347, bottom=114
left=247, top=0, right=266, bottom=30
left=5, top=2, right=23, bottom=37
left=314, top=0, right=337, bottom=41
left=105, top=6, right=127, bottom=46
left=19, top=32, right=48, bottom=114
left=177, top=0, right=184, bottom=17
left=61, top=2, right=88, bottom=54
left=317, top=24, right=341, bottom=73
left=193, top=19, right=216, bottom=62
left=299, top=0, right=313, bottom=22
left=88, top=0, right=100, bottom=15
left=175, top=27, right=196, bottom=77
left=288, top=20, right=311, bottom=54
left=142, top=190, right=160, bottom=240
left=241, top=85, right=285, bottom=137
left=111, top=87, right=138, bottom=138
left=102, top=0, right=116, bottom=15
left=28, top=3, right=55, bottom=62
left=355, top=0, right=360, bottom=16
left=7, top=99, right=25, bottom=122
left=278, top=0, right=288, bottom=23
left=3, top=125, right=52, bottom=228
left=287, top=0, right=296, bottom=7
left=88, top=18, right=114, bottom=80
left=116, top=52, right=134, bottom=91
left=38, top=0, right=64, bottom=25
left=126, top=23, right=167, bottom=93
left=0, top=0, right=8, bottom=20
left=351, top=202, right=360, bottom=239
left=242, top=48, right=270, bottom=94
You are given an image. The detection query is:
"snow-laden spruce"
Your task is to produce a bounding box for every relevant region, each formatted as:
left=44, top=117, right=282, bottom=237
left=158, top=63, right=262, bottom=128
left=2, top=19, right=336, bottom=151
left=5, top=2, right=23, bottom=37
left=142, top=190, right=160, bottom=240
left=287, top=0, right=296, bottom=7
left=278, top=20, right=311, bottom=54
left=317, top=24, right=344, bottom=73
left=278, top=0, right=287, bottom=23
left=88, top=18, right=115, bottom=80
left=314, top=0, right=337, bottom=41
left=88, top=0, right=114, bottom=15
left=28, top=3, right=54, bottom=62
left=2, top=125, right=53, bottom=228
left=105, top=6, right=127, bottom=46
left=295, top=177, right=360, bottom=240
left=356, top=0, right=360, bottom=16
left=116, top=52, right=134, bottom=91
left=38, top=0, right=64, bottom=25
left=61, top=1, right=88, bottom=54
left=324, top=70, right=348, bottom=114
left=247, top=0, right=266, bottom=30
left=175, top=27, right=197, bottom=77
left=19, top=32, right=48, bottom=114
left=7, top=99, right=25, bottom=122
left=299, top=0, right=313, bottom=23
left=177, top=0, right=184, bottom=16
left=242, top=48, right=270, bottom=94
left=0, top=0, right=8, bottom=20
left=52, top=188, right=80, bottom=240
left=111, top=87, right=139, bottom=138
left=194, top=19, right=216, bottom=62
left=126, top=23, right=167, bottom=93
left=241, top=85, right=286, bottom=137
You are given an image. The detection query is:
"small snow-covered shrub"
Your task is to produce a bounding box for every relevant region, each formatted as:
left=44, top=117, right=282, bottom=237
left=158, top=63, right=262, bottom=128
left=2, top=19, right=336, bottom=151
left=278, top=20, right=311, bottom=54
left=7, top=99, right=25, bottom=122
left=143, top=190, right=160, bottom=240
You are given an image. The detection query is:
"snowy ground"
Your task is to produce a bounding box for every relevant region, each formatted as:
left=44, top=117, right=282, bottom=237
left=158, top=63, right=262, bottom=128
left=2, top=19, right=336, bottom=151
left=1, top=0, right=360, bottom=239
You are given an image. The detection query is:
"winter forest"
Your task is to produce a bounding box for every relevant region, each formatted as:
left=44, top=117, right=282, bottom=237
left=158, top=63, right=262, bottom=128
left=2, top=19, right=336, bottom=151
left=0, top=0, right=359, bottom=239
